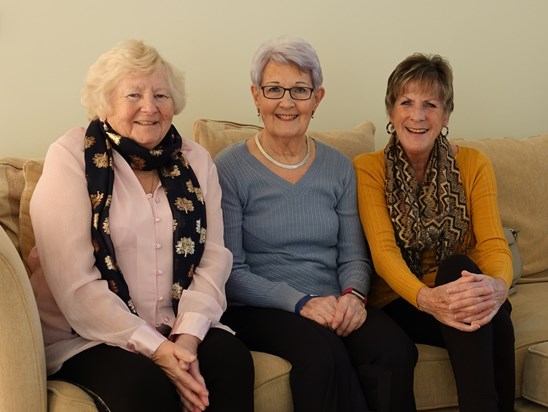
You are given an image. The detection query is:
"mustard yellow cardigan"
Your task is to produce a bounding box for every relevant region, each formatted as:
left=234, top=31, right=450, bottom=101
left=353, top=146, right=512, bottom=309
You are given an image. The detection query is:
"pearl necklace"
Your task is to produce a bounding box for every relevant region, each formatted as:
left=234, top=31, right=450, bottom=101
left=254, top=133, right=311, bottom=170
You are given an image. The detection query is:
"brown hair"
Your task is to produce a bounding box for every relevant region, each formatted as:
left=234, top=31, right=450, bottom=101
left=385, top=53, right=454, bottom=116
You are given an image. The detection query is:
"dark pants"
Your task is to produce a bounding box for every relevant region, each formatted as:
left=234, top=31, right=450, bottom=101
left=51, top=328, right=254, bottom=412
left=222, top=305, right=417, bottom=412
left=383, top=254, right=515, bottom=412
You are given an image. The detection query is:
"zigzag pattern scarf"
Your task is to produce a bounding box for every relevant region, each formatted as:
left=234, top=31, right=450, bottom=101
left=385, top=133, right=470, bottom=278
left=84, top=120, right=206, bottom=315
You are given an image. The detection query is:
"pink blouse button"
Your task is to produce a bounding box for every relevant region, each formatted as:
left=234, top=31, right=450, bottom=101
left=146, top=193, right=153, bottom=199
left=158, top=296, right=164, bottom=302
left=155, top=269, right=163, bottom=276
left=154, top=217, right=160, bottom=223
left=155, top=243, right=161, bottom=249
left=163, top=317, right=169, bottom=323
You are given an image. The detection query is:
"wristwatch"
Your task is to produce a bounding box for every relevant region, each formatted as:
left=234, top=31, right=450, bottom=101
left=342, top=287, right=368, bottom=306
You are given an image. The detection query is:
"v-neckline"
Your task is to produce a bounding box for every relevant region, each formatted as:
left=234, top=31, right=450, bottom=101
left=243, top=138, right=322, bottom=193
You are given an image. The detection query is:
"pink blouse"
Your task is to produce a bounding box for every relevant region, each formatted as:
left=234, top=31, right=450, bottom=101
left=29, top=127, right=233, bottom=375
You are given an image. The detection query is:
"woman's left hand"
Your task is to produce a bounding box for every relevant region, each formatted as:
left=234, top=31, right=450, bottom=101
left=446, top=271, right=508, bottom=328
left=151, top=338, right=209, bottom=412
left=331, top=294, right=367, bottom=336
left=174, top=334, right=209, bottom=412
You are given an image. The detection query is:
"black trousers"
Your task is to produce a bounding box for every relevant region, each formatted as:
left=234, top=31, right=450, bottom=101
left=51, top=328, right=254, bottom=412
left=222, top=305, right=417, bottom=412
left=383, top=254, right=515, bottom=412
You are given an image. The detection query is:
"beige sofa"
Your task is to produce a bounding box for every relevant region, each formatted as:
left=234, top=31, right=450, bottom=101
left=1, top=118, right=547, bottom=411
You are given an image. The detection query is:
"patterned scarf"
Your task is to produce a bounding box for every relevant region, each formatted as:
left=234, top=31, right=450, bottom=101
left=84, top=120, right=206, bottom=315
left=385, top=133, right=470, bottom=278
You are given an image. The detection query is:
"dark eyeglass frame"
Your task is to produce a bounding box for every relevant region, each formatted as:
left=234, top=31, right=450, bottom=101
left=260, top=85, right=314, bottom=100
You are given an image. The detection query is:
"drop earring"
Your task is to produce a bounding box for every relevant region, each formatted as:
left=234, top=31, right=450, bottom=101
left=386, top=122, right=395, bottom=135
left=440, top=125, right=449, bottom=138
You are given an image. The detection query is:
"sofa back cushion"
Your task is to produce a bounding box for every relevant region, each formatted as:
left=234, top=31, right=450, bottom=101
left=0, top=158, right=44, bottom=273
left=453, top=134, right=548, bottom=278
left=19, top=160, right=43, bottom=270
left=0, top=158, right=27, bottom=252
left=3, top=131, right=546, bottom=281
left=192, top=118, right=376, bottom=160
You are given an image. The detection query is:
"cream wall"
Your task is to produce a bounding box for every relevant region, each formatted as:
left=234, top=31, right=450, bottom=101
left=1, top=0, right=547, bottom=158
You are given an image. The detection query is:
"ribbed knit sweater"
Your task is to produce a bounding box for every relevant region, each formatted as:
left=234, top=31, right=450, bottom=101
left=215, top=139, right=372, bottom=312
left=353, top=146, right=513, bottom=309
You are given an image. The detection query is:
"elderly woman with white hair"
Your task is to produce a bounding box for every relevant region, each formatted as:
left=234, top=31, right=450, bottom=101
left=215, top=37, right=417, bottom=412
left=28, top=39, right=254, bottom=412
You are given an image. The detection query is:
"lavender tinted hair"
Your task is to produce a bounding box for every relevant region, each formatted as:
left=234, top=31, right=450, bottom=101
left=250, top=37, right=323, bottom=89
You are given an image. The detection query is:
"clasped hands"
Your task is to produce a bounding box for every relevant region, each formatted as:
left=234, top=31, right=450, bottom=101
left=417, top=271, right=508, bottom=332
left=300, top=294, right=367, bottom=336
left=151, top=334, right=209, bottom=412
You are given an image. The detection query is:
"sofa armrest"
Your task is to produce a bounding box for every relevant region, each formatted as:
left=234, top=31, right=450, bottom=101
left=0, top=225, right=47, bottom=411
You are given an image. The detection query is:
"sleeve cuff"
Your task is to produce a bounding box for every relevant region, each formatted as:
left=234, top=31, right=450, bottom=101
left=127, top=324, right=166, bottom=358
left=295, top=294, right=317, bottom=314
left=170, top=312, right=212, bottom=341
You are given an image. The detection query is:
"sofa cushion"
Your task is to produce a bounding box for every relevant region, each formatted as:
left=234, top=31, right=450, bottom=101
left=511, top=282, right=548, bottom=399
left=522, top=342, right=548, bottom=407
left=251, top=351, right=293, bottom=412
left=192, top=118, right=376, bottom=160
left=412, top=281, right=548, bottom=410
left=44, top=352, right=293, bottom=412
left=453, top=134, right=548, bottom=278
left=47, top=380, right=98, bottom=412
left=414, top=344, right=457, bottom=410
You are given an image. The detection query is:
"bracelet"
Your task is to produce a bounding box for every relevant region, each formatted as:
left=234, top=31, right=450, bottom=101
left=294, top=294, right=317, bottom=314
left=342, top=288, right=368, bottom=306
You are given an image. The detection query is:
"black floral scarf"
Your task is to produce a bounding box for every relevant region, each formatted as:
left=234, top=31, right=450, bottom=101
left=385, top=133, right=470, bottom=278
left=84, top=119, right=206, bottom=315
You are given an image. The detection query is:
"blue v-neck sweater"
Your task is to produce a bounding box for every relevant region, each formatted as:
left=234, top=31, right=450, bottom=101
left=215, top=139, right=372, bottom=312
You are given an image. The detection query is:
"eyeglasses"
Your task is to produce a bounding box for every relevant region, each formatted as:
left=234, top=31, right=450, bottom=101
left=260, top=85, right=314, bottom=100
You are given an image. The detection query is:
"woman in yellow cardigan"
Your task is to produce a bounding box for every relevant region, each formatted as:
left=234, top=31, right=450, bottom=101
left=354, top=53, right=515, bottom=412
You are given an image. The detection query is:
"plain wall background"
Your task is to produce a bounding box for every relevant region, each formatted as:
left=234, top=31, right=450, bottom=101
left=1, top=0, right=547, bottom=158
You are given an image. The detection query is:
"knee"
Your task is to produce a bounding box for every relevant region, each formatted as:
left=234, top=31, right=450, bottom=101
left=383, top=334, right=418, bottom=369
left=358, top=310, right=418, bottom=369
left=401, top=336, right=418, bottom=367
left=201, top=332, right=255, bottom=383
left=436, top=254, right=479, bottom=285
left=293, top=334, right=346, bottom=377
left=223, top=338, right=254, bottom=373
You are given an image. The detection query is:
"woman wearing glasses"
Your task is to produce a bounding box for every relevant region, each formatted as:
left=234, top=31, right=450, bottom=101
left=214, top=37, right=417, bottom=412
